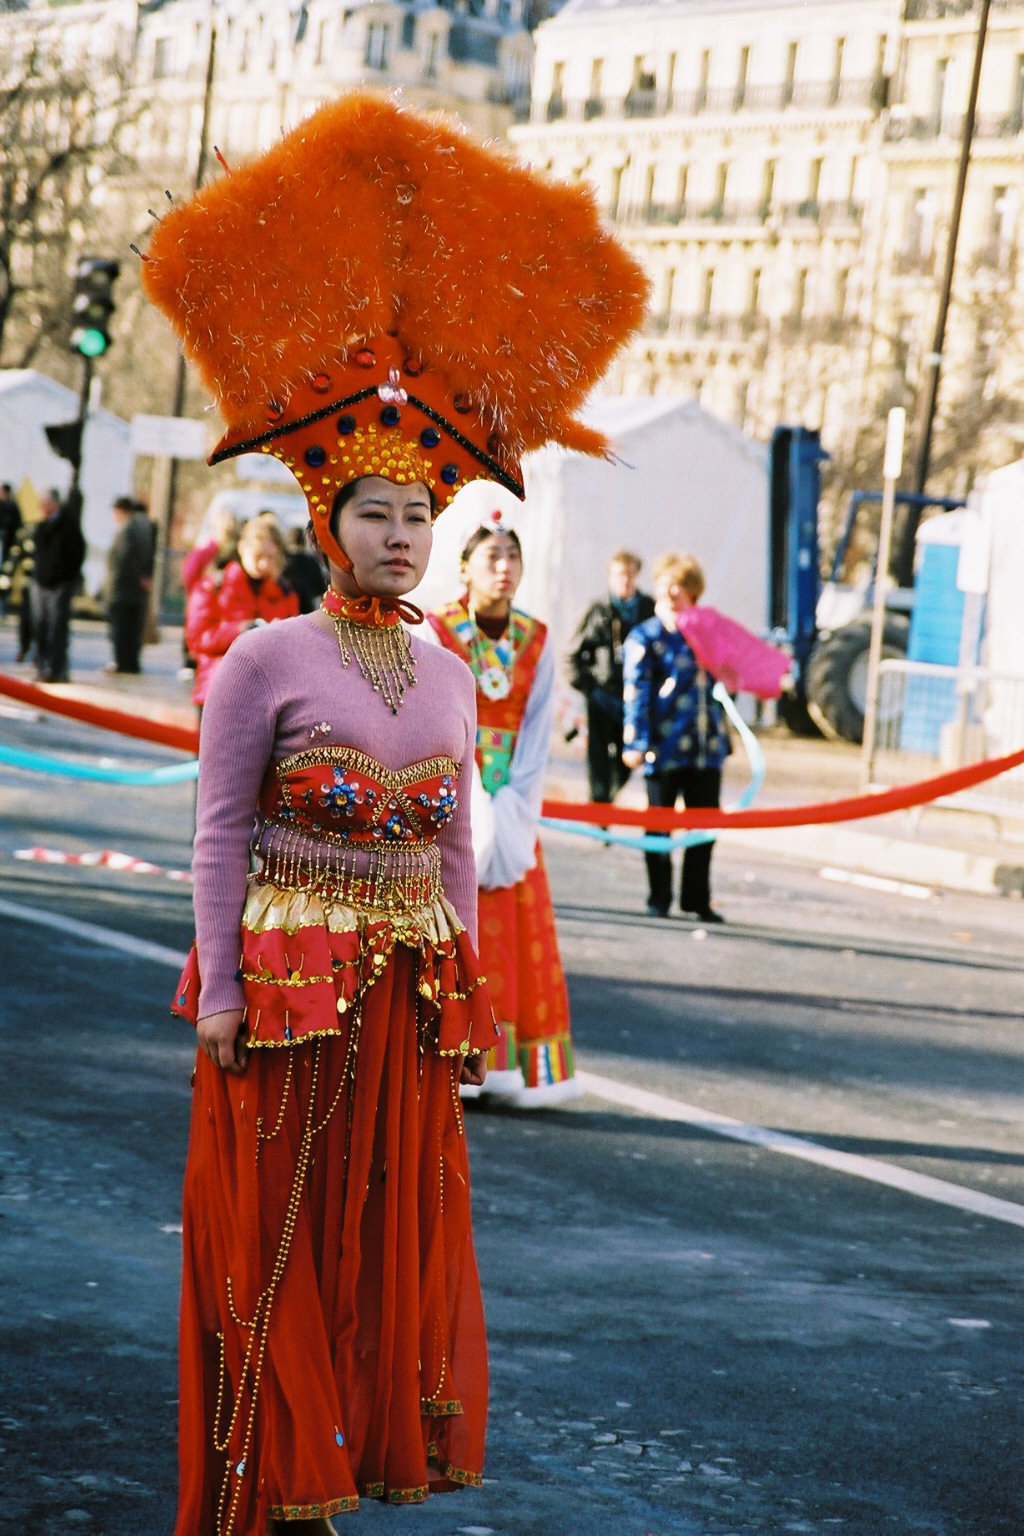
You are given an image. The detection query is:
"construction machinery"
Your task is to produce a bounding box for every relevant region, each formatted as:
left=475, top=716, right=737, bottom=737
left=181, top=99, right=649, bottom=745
left=768, top=425, right=964, bottom=742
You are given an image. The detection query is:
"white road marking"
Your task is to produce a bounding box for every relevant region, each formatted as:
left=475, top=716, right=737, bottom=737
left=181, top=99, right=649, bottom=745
left=0, top=896, right=188, bottom=970
left=820, top=866, right=933, bottom=900
left=4, top=895, right=1021, bottom=1231
left=577, top=1071, right=1024, bottom=1231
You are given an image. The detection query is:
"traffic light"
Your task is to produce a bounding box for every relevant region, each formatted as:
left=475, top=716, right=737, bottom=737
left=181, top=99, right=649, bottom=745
left=45, top=420, right=83, bottom=469
left=70, top=256, right=120, bottom=358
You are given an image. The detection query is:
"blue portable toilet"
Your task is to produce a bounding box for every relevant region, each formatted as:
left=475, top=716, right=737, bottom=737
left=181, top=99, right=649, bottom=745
left=899, top=513, right=973, bottom=753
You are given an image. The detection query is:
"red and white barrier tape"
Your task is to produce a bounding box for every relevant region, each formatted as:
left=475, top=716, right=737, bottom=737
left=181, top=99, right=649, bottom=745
left=14, top=846, right=192, bottom=882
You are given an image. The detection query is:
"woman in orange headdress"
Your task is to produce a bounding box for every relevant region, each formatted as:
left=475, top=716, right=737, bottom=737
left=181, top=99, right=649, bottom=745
left=427, top=517, right=581, bottom=1108
left=141, top=91, right=647, bottom=1535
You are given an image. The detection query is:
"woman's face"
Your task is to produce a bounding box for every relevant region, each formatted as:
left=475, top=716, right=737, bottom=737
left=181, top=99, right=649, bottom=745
left=655, top=570, right=693, bottom=612
left=461, top=532, right=523, bottom=612
left=238, top=527, right=283, bottom=581
left=329, top=478, right=433, bottom=598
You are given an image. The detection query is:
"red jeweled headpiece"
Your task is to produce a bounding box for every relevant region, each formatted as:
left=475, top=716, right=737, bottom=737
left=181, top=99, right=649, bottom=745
left=140, top=92, right=650, bottom=572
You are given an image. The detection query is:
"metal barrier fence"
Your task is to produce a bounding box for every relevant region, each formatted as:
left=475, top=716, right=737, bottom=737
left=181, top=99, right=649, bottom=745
left=865, top=660, right=1024, bottom=825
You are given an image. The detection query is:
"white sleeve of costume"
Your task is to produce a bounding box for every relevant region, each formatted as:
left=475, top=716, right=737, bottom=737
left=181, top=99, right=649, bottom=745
left=477, top=636, right=554, bottom=891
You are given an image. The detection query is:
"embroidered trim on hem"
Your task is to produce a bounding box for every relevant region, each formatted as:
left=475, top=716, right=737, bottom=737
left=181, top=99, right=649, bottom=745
left=267, top=1494, right=359, bottom=1519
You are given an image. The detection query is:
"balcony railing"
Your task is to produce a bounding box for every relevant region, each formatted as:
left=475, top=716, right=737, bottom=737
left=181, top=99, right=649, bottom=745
left=647, top=313, right=766, bottom=342
left=625, top=199, right=863, bottom=229
left=905, top=0, right=1016, bottom=17
left=887, top=108, right=1024, bottom=141
left=535, top=76, right=881, bottom=126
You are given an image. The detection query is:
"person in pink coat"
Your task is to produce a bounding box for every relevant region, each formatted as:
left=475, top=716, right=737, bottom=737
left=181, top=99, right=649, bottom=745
left=185, top=515, right=300, bottom=707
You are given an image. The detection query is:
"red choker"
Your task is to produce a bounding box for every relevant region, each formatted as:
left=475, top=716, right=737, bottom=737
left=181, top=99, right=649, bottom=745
left=321, top=587, right=424, bottom=628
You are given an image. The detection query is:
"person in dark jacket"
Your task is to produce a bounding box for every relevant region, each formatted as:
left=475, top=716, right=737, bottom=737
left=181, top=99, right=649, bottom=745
left=622, top=552, right=731, bottom=923
left=0, top=482, right=21, bottom=567
left=567, top=549, right=655, bottom=802
left=103, top=496, right=156, bottom=673
left=30, top=486, right=85, bottom=683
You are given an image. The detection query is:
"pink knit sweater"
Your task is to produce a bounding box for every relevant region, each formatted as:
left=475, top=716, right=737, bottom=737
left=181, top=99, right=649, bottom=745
left=192, top=612, right=478, bottom=1018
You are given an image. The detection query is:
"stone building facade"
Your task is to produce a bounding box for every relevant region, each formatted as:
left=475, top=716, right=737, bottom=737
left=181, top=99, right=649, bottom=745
left=511, top=0, right=1024, bottom=490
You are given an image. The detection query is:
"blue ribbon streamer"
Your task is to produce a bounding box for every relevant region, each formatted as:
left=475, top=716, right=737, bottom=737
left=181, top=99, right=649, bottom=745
left=540, top=683, right=765, bottom=853
left=0, top=743, right=199, bottom=785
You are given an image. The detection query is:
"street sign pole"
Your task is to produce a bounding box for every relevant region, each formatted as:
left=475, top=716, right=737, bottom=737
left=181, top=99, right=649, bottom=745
left=862, top=406, right=905, bottom=787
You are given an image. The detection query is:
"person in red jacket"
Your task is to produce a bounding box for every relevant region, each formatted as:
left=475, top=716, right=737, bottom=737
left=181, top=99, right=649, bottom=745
left=185, top=514, right=299, bottom=708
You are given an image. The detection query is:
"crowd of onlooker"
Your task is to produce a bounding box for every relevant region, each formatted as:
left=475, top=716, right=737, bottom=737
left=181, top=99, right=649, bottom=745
left=0, top=476, right=325, bottom=691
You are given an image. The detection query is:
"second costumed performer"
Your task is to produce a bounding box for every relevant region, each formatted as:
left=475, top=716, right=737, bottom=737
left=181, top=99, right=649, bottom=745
left=141, top=95, right=647, bottom=1536
left=426, top=511, right=581, bottom=1108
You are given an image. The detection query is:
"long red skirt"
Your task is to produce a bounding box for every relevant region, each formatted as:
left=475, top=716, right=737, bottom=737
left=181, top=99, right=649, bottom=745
left=175, top=948, right=487, bottom=1535
left=477, top=844, right=576, bottom=1093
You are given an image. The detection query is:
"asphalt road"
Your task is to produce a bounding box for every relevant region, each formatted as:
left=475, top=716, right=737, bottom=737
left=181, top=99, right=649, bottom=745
left=1, top=700, right=1023, bottom=1536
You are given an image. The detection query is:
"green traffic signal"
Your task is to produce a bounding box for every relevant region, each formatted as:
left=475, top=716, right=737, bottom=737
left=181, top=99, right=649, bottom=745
left=73, top=327, right=109, bottom=358
left=69, top=256, right=120, bottom=359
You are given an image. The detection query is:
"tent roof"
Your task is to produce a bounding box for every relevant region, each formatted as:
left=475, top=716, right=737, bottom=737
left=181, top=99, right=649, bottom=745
left=0, top=368, right=129, bottom=433
left=582, top=393, right=766, bottom=464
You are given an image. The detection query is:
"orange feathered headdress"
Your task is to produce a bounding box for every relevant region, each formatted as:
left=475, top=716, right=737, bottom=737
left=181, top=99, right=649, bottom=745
left=140, top=92, right=650, bottom=568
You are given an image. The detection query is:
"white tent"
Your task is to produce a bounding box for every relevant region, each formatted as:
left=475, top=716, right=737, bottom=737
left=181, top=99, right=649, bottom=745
left=0, top=369, right=132, bottom=599
left=413, top=395, right=768, bottom=691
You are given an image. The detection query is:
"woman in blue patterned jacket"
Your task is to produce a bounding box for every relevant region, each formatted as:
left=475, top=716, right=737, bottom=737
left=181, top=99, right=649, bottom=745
left=622, top=552, right=731, bottom=923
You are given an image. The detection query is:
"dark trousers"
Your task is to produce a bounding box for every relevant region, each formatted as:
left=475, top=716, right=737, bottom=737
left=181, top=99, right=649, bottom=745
left=586, top=697, right=630, bottom=804
left=109, top=600, right=148, bottom=672
left=644, top=765, right=722, bottom=914
left=30, top=579, right=76, bottom=682
left=18, top=587, right=33, bottom=660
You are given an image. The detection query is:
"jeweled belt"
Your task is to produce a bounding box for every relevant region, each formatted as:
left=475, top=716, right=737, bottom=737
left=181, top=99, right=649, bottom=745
left=253, top=820, right=443, bottom=913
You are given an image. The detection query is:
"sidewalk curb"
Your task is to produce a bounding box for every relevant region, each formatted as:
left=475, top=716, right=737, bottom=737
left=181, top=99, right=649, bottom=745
left=718, top=823, right=1022, bottom=900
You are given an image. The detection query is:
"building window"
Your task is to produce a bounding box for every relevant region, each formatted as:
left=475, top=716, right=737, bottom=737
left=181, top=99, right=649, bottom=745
left=791, top=268, right=808, bottom=317
left=424, top=31, right=440, bottom=79
left=783, top=41, right=797, bottom=107
left=697, top=48, right=710, bottom=112
left=547, top=61, right=565, bottom=121
left=365, top=21, right=391, bottom=70
left=760, top=158, right=776, bottom=218
left=907, top=187, right=937, bottom=259
left=736, top=44, right=750, bottom=108
left=831, top=36, right=845, bottom=105
left=989, top=185, right=1014, bottom=266
left=702, top=267, right=716, bottom=316
left=931, top=57, right=949, bottom=134
left=152, top=35, right=173, bottom=80
left=1011, top=54, right=1024, bottom=133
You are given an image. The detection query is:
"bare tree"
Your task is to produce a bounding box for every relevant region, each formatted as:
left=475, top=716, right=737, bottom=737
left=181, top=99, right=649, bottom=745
left=0, top=27, right=141, bottom=379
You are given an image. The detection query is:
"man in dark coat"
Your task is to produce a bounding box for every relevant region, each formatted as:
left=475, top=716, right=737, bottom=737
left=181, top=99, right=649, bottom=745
left=30, top=487, right=85, bottom=683
left=567, top=549, right=656, bottom=803
left=104, top=496, right=155, bottom=673
left=0, top=482, right=21, bottom=566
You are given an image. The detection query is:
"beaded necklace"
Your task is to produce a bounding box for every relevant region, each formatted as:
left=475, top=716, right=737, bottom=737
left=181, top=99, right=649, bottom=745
left=320, top=587, right=421, bottom=714
left=465, top=604, right=526, bottom=701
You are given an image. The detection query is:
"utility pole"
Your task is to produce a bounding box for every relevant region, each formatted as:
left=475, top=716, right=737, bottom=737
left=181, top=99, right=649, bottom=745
left=152, top=8, right=218, bottom=613
left=893, top=0, right=991, bottom=587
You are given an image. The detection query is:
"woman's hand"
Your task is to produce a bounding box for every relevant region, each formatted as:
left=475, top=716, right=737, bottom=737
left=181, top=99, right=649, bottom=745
left=197, top=1009, right=250, bottom=1075
left=460, top=1052, right=488, bottom=1088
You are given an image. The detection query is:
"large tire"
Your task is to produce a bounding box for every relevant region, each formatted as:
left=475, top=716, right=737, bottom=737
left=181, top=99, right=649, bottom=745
left=777, top=691, right=823, bottom=737
left=805, top=616, right=909, bottom=744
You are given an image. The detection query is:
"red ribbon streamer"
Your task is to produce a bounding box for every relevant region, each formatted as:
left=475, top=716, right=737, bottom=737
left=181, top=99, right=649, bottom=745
left=542, top=744, right=1024, bottom=832
left=0, top=673, right=200, bottom=754
left=4, top=670, right=1023, bottom=832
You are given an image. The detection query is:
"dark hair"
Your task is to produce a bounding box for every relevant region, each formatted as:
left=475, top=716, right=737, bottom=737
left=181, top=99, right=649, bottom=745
left=113, top=495, right=136, bottom=512
left=460, top=524, right=522, bottom=563
left=329, top=477, right=436, bottom=543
